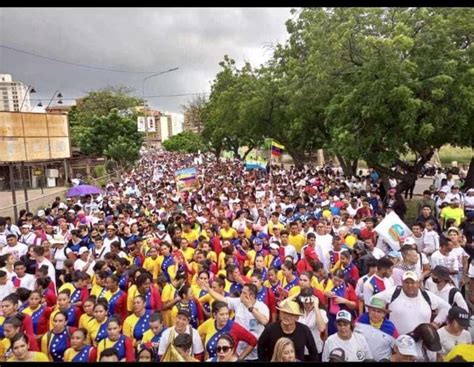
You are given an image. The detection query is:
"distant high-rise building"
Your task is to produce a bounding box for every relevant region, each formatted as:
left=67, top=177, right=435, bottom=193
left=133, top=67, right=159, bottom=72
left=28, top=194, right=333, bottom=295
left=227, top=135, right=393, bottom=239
left=0, top=74, right=32, bottom=112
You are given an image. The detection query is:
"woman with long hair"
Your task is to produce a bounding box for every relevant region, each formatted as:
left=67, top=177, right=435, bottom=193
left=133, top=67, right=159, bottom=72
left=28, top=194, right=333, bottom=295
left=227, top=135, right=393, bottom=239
left=22, top=290, right=52, bottom=337
left=271, top=337, right=297, bottom=362
left=409, top=323, right=443, bottom=362
left=96, top=316, right=135, bottom=361
left=78, top=296, right=96, bottom=331
left=48, top=289, right=81, bottom=329
left=197, top=301, right=256, bottom=360
left=63, top=328, right=97, bottom=362
left=277, top=260, right=299, bottom=302
left=41, top=311, right=75, bottom=362
left=206, top=333, right=239, bottom=362
left=324, top=269, right=358, bottom=336
left=298, top=287, right=328, bottom=361
left=85, top=300, right=109, bottom=347
left=103, top=273, right=128, bottom=320
left=7, top=333, right=49, bottom=361
left=123, top=295, right=152, bottom=346
left=35, top=276, right=57, bottom=308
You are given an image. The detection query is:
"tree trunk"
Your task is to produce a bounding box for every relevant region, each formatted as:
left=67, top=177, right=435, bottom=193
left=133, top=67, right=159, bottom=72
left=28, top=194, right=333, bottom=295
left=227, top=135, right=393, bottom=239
left=242, top=146, right=255, bottom=161
left=465, top=150, right=474, bottom=190
left=287, top=148, right=307, bottom=169
left=336, top=154, right=358, bottom=177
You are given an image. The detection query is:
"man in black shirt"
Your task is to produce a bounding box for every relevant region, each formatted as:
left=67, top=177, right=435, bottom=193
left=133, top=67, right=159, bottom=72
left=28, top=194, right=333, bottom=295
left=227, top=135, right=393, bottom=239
left=257, top=298, right=319, bottom=361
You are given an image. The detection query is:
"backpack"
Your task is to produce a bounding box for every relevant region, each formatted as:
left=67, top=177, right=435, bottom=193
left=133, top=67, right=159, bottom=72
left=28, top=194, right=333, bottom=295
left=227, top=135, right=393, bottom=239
left=448, top=287, right=461, bottom=307
left=391, top=286, right=432, bottom=308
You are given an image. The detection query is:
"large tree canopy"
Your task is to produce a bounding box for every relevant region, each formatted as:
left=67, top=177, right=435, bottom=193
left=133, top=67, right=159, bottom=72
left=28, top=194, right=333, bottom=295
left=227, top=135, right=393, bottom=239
left=201, top=7, right=474, bottom=188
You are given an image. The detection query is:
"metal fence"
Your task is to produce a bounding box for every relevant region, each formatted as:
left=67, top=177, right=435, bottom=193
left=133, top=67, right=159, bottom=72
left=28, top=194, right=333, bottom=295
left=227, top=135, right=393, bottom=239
left=0, top=171, right=121, bottom=220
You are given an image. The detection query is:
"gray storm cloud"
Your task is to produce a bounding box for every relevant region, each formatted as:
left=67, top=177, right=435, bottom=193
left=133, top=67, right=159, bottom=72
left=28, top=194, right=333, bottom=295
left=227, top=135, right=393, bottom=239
left=0, top=7, right=291, bottom=113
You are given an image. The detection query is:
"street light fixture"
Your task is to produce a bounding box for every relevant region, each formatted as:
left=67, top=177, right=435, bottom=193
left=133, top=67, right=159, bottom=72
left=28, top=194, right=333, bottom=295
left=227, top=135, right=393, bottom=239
left=19, top=85, right=36, bottom=112
left=46, top=90, right=63, bottom=109
left=142, top=67, right=179, bottom=149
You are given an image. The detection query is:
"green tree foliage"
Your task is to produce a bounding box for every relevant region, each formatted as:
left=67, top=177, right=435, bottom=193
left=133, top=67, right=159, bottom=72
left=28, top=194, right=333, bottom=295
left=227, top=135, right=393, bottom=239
left=69, top=87, right=144, bottom=168
left=76, top=109, right=143, bottom=168
left=162, top=131, right=207, bottom=153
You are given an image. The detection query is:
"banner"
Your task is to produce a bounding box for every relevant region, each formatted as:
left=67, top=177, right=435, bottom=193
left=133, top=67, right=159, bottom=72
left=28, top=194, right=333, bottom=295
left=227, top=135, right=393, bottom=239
left=137, top=116, right=146, bottom=132
left=245, top=157, right=268, bottom=171
left=374, top=211, right=413, bottom=251
left=175, top=167, right=199, bottom=192
left=147, top=116, right=156, bottom=132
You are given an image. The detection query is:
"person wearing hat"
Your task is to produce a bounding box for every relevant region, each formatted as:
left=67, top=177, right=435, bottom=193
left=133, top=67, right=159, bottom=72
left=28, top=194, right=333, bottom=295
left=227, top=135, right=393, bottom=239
left=425, top=265, right=469, bottom=311
left=354, top=297, right=398, bottom=361
left=372, top=271, right=450, bottom=335
left=157, top=309, right=204, bottom=361
left=437, top=306, right=472, bottom=358
left=257, top=297, right=318, bottom=361
left=408, top=323, right=442, bottom=362
left=328, top=347, right=346, bottom=362
left=18, top=224, right=34, bottom=246
left=464, top=187, right=474, bottom=215
left=390, top=334, right=418, bottom=362
left=73, top=247, right=95, bottom=277
left=322, top=310, right=372, bottom=361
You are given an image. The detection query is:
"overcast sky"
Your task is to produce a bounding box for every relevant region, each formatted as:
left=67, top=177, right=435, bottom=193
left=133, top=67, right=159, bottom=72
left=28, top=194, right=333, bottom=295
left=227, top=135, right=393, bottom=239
left=0, top=8, right=293, bottom=114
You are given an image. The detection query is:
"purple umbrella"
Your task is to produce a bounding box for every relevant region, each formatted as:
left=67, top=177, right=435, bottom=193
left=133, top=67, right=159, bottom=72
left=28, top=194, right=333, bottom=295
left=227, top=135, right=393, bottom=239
left=66, top=184, right=102, bottom=198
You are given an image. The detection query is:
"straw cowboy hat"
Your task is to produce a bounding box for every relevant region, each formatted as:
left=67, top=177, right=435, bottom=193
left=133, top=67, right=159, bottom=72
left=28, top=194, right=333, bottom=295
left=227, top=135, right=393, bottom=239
left=51, top=234, right=66, bottom=245
left=276, top=297, right=303, bottom=317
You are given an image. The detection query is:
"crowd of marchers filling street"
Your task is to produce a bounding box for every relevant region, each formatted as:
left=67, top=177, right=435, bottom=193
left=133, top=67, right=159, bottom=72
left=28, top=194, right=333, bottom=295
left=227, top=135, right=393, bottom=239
left=0, top=150, right=473, bottom=362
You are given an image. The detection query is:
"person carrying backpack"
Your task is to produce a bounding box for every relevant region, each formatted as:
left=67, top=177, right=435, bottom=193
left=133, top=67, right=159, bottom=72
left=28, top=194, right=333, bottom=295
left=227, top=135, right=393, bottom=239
left=370, top=271, right=451, bottom=335
left=424, top=265, right=469, bottom=311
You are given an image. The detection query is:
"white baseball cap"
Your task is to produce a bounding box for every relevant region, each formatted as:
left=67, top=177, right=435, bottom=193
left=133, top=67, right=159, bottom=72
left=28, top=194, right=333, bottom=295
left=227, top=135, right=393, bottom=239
left=270, top=242, right=280, bottom=250
left=395, top=335, right=418, bottom=357
left=336, top=310, right=352, bottom=323
left=403, top=237, right=416, bottom=246
left=402, top=271, right=418, bottom=282
left=78, top=247, right=90, bottom=255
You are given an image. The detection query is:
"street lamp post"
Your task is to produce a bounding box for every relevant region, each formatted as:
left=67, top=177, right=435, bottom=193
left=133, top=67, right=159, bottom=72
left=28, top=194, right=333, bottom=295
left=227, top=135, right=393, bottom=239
left=19, top=86, right=36, bottom=112
left=142, top=67, right=179, bottom=149
left=46, top=90, right=63, bottom=109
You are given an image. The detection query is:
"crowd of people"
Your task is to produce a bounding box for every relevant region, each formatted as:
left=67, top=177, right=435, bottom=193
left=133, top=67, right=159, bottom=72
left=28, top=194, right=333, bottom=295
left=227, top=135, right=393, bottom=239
left=0, top=150, right=473, bottom=362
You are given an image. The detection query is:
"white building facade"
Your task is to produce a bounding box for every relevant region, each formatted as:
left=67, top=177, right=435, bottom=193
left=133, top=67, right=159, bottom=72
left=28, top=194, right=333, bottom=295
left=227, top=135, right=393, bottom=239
left=0, top=74, right=32, bottom=112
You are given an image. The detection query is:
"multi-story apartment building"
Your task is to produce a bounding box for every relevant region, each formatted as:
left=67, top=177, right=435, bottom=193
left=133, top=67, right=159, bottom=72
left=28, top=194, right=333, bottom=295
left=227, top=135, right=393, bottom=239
left=0, top=74, right=31, bottom=112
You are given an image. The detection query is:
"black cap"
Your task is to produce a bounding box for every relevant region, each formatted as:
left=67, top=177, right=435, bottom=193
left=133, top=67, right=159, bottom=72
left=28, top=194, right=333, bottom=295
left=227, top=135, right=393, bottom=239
left=329, top=348, right=346, bottom=362
left=448, top=306, right=471, bottom=328
left=432, top=265, right=451, bottom=282
left=177, top=309, right=191, bottom=319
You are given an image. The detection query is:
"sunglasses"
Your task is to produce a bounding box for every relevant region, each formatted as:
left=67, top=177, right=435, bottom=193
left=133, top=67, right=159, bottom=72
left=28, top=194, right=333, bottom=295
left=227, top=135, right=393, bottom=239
left=216, top=346, right=232, bottom=353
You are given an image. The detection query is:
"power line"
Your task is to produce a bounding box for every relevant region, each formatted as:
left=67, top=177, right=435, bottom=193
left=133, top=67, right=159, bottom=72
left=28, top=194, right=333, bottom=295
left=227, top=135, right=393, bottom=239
left=0, top=44, right=176, bottom=74
left=29, top=92, right=210, bottom=102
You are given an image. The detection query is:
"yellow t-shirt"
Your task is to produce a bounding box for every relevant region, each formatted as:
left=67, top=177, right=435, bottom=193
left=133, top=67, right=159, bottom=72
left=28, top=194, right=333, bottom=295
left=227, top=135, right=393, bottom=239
left=182, top=229, right=200, bottom=245
left=181, top=247, right=195, bottom=263
left=219, top=228, right=237, bottom=240
left=441, top=207, right=465, bottom=226
left=268, top=221, right=285, bottom=236
left=161, top=283, right=179, bottom=327
left=8, top=351, right=49, bottom=361
left=288, top=234, right=306, bottom=253
left=143, top=257, right=160, bottom=280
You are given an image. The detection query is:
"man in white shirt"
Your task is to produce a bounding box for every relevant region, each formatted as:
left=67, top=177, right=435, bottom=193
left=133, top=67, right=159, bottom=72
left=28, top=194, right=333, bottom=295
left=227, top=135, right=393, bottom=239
left=363, top=257, right=395, bottom=307
left=12, top=261, right=36, bottom=291
left=74, top=247, right=96, bottom=277
left=373, top=271, right=450, bottom=335
left=103, top=225, right=125, bottom=251
left=198, top=280, right=269, bottom=361
left=430, top=237, right=459, bottom=286
left=0, top=270, right=15, bottom=306
left=158, top=310, right=204, bottom=360
left=18, top=225, right=34, bottom=246
left=1, top=234, right=28, bottom=261
left=0, top=219, right=12, bottom=247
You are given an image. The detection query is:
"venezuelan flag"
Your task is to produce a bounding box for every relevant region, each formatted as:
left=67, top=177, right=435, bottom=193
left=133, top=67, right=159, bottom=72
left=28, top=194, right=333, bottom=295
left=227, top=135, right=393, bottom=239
left=271, top=141, right=285, bottom=157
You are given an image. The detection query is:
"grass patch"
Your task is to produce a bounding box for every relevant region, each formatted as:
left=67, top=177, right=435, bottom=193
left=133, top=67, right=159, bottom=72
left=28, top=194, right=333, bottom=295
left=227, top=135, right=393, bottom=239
left=404, top=199, right=419, bottom=227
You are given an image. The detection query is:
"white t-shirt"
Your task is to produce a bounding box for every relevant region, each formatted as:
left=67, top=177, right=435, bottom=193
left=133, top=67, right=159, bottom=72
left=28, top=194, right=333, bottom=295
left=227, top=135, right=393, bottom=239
left=415, top=340, right=437, bottom=362
left=74, top=258, right=95, bottom=277
left=52, top=246, right=72, bottom=270
left=430, top=251, right=459, bottom=286
left=226, top=297, right=269, bottom=360
left=299, top=307, right=328, bottom=353
left=158, top=325, right=204, bottom=356
left=424, top=278, right=469, bottom=311
left=1, top=242, right=28, bottom=260
left=322, top=332, right=373, bottom=362
left=437, top=326, right=472, bottom=356
left=0, top=281, right=16, bottom=304
left=37, top=258, right=56, bottom=287
left=14, top=273, right=36, bottom=291
left=374, top=287, right=450, bottom=335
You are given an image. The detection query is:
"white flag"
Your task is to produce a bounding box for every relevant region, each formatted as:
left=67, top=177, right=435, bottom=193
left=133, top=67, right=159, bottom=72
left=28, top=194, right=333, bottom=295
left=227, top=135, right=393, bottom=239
left=374, top=211, right=413, bottom=251
left=137, top=116, right=146, bottom=132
